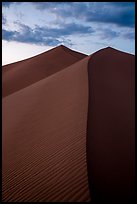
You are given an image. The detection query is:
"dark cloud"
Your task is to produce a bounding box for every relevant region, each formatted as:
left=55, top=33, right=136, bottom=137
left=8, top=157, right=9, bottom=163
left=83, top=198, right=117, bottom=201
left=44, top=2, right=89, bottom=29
left=106, top=2, right=135, bottom=8
left=2, top=30, right=16, bottom=41
left=32, top=2, right=135, bottom=28
left=2, top=22, right=94, bottom=46
left=2, top=2, right=135, bottom=28
left=2, top=2, right=14, bottom=7
left=2, top=28, right=62, bottom=46
left=2, top=14, right=6, bottom=25
left=2, top=2, right=134, bottom=47
left=85, top=3, right=135, bottom=28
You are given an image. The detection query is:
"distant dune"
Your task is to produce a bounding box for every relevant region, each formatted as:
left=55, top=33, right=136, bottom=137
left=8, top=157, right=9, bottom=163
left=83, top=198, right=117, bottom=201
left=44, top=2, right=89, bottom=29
left=2, top=45, right=135, bottom=202
left=2, top=45, right=86, bottom=97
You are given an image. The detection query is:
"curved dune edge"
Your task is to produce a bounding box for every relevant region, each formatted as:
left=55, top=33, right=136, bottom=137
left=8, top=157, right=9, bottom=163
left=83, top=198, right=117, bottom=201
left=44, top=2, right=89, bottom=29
left=2, top=56, right=91, bottom=202
left=2, top=46, right=135, bottom=202
left=2, top=45, right=87, bottom=98
left=86, top=47, right=135, bottom=203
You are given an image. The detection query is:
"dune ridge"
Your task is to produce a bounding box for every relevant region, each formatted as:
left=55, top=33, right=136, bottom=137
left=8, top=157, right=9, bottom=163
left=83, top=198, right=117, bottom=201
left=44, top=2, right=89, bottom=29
left=2, top=55, right=91, bottom=202
left=87, top=47, right=135, bottom=203
left=2, top=46, right=135, bottom=202
left=2, top=45, right=87, bottom=97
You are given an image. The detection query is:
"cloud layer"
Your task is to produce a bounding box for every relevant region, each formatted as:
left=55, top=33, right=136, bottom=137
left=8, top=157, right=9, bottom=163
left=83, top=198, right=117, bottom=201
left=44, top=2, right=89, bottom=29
left=2, top=22, right=94, bottom=46
left=31, top=2, right=135, bottom=27
left=2, top=2, right=135, bottom=55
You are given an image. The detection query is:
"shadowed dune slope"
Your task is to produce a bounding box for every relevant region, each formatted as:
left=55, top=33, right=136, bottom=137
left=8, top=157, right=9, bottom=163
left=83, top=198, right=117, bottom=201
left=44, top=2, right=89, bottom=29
left=2, top=45, right=87, bottom=97
left=2, top=56, right=91, bottom=202
left=87, top=47, right=135, bottom=203
left=2, top=46, right=135, bottom=202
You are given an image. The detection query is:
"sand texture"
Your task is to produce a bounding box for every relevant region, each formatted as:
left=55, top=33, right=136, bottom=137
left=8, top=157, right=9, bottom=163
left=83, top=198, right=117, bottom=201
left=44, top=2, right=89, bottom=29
left=2, top=46, right=135, bottom=202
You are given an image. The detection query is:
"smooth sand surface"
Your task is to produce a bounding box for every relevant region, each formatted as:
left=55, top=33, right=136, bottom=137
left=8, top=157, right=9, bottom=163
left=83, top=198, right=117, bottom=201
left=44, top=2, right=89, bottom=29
left=87, top=47, right=135, bottom=203
left=2, top=45, right=86, bottom=97
left=2, top=45, right=135, bottom=202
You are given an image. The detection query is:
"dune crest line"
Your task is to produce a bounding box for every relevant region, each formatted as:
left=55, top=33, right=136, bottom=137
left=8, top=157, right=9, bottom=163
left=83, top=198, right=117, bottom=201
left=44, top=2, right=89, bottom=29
left=2, top=45, right=86, bottom=98
left=86, top=47, right=135, bottom=203
left=2, top=45, right=135, bottom=202
left=2, top=46, right=91, bottom=202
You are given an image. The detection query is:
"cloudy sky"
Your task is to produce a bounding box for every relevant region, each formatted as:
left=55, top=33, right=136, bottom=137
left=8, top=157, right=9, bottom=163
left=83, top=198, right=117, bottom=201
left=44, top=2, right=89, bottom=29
left=2, top=2, right=135, bottom=65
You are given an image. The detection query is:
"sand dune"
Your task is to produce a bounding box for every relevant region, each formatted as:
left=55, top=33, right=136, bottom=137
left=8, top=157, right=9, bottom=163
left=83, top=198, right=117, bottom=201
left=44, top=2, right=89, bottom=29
left=2, top=46, right=135, bottom=202
left=2, top=55, right=91, bottom=202
left=87, top=47, right=135, bottom=203
left=2, top=45, right=86, bottom=97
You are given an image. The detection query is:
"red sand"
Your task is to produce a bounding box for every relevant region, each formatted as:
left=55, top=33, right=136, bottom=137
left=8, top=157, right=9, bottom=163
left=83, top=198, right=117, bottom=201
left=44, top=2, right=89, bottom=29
left=2, top=45, right=135, bottom=202
left=87, top=47, right=135, bottom=203
left=2, top=45, right=86, bottom=97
